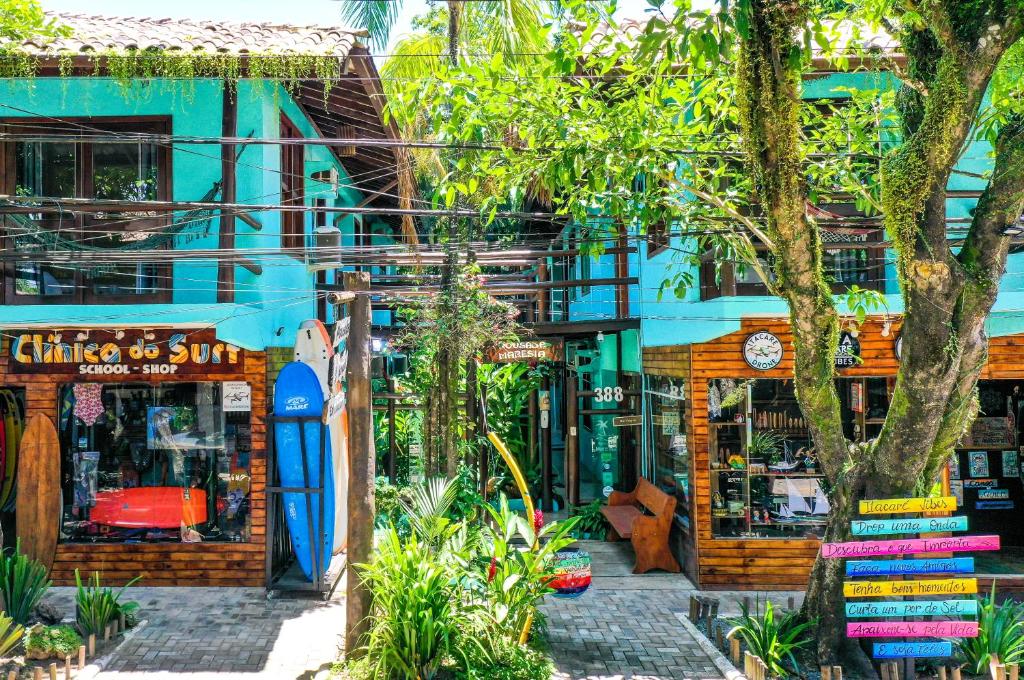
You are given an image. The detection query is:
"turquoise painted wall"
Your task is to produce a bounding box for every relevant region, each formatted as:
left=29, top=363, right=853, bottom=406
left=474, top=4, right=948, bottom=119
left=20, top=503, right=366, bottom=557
left=0, top=77, right=394, bottom=350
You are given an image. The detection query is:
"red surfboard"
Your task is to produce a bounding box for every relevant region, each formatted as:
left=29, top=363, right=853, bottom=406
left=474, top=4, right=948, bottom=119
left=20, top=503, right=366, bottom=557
left=91, top=487, right=208, bottom=529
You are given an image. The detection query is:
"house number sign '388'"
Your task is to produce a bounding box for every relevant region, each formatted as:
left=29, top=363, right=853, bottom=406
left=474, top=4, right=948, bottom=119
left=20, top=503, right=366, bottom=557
left=593, top=386, right=624, bottom=403
left=743, top=331, right=784, bottom=370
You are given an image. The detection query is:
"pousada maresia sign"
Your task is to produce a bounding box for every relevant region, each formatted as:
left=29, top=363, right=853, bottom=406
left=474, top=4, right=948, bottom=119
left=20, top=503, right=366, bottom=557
left=6, top=328, right=242, bottom=376
left=485, top=339, right=563, bottom=364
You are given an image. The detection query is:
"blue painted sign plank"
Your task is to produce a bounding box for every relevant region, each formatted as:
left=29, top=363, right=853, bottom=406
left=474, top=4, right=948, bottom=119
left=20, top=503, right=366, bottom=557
left=874, top=642, right=952, bottom=659
left=851, top=516, right=969, bottom=536
left=846, top=557, right=974, bottom=577
left=846, top=599, right=979, bottom=618
left=976, top=500, right=1014, bottom=510
left=978, top=489, right=1010, bottom=500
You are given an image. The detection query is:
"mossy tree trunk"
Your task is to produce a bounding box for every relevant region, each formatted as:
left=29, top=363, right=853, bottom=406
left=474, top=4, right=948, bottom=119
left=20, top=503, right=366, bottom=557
left=733, top=0, right=1024, bottom=662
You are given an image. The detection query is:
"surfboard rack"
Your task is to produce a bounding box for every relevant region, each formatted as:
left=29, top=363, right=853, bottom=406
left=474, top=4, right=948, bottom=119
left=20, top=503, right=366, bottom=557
left=265, top=414, right=345, bottom=598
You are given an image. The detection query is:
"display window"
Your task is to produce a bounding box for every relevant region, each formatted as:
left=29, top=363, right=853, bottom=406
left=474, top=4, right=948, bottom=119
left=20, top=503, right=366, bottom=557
left=645, top=375, right=689, bottom=526
left=708, top=377, right=892, bottom=539
left=57, top=382, right=251, bottom=544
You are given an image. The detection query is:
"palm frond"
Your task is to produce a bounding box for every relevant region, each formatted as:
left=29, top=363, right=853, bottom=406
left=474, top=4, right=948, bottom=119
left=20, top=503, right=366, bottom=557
left=470, top=0, right=552, bottom=65
left=339, top=0, right=404, bottom=51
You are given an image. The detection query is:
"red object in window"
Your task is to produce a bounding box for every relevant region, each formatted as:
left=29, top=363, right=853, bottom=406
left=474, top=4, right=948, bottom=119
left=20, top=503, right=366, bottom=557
left=91, top=487, right=208, bottom=529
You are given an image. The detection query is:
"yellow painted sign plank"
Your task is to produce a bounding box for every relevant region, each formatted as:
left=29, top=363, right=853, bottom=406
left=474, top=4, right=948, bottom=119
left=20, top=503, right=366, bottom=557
left=844, top=578, right=977, bottom=598
left=858, top=497, right=957, bottom=515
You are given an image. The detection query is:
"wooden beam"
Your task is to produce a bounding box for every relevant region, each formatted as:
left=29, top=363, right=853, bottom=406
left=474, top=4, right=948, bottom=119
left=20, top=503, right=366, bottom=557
left=217, top=82, right=238, bottom=303
left=344, top=272, right=373, bottom=658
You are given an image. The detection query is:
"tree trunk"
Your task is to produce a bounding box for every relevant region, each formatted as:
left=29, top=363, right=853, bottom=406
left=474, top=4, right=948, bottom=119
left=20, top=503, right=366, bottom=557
left=447, top=2, right=462, bottom=67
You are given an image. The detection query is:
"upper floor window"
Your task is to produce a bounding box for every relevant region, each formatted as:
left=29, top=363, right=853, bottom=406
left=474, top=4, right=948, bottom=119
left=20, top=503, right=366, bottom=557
left=2, top=118, right=171, bottom=304
left=280, top=115, right=305, bottom=252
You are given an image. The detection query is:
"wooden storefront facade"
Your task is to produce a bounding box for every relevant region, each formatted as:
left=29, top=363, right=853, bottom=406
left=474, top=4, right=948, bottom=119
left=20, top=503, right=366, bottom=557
left=2, top=327, right=269, bottom=587
left=644, top=317, right=927, bottom=590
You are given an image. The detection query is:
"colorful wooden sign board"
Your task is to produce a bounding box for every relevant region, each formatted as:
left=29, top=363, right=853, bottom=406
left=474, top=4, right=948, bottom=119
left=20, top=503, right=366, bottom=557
left=823, top=496, right=998, bottom=660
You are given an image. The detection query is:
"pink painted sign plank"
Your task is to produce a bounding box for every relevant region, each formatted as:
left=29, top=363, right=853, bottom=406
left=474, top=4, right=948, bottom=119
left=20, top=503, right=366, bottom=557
left=821, top=535, right=1000, bottom=559
left=848, top=621, right=979, bottom=638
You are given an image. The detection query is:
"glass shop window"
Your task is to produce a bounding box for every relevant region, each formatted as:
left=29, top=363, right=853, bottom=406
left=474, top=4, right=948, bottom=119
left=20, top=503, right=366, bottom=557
left=57, top=382, right=252, bottom=544
left=4, top=120, right=171, bottom=304
left=645, top=375, right=689, bottom=526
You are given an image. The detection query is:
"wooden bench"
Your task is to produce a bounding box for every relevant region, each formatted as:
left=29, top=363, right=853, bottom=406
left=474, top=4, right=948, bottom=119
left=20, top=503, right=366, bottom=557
left=600, top=478, right=681, bottom=574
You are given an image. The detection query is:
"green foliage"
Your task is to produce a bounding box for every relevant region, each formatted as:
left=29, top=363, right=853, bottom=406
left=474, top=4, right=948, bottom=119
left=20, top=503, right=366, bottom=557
left=74, top=571, right=140, bottom=636
left=747, top=430, right=785, bottom=463
left=727, top=599, right=814, bottom=677
left=353, top=477, right=576, bottom=679
left=0, top=0, right=68, bottom=45
left=25, top=624, right=82, bottom=659
left=571, top=499, right=610, bottom=536
left=956, top=584, right=1024, bottom=674
left=359, top=526, right=478, bottom=679
left=0, top=613, right=24, bottom=658
left=0, top=540, right=51, bottom=625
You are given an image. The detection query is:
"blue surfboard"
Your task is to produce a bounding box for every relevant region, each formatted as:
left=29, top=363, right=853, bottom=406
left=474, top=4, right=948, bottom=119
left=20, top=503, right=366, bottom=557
left=273, top=362, right=335, bottom=581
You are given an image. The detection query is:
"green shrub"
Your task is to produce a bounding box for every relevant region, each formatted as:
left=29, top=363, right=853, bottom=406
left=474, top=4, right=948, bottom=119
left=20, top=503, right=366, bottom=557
left=0, top=613, right=24, bottom=658
left=956, top=584, right=1024, bottom=674
left=727, top=599, right=813, bottom=678
left=0, top=540, right=51, bottom=625
left=455, top=638, right=555, bottom=680
left=571, top=499, right=609, bottom=537
left=358, top=526, right=479, bottom=679
left=25, top=624, right=82, bottom=659
left=74, top=571, right=140, bottom=636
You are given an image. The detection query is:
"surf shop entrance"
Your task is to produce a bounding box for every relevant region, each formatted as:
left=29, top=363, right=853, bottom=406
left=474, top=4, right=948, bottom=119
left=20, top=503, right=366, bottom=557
left=1, top=326, right=268, bottom=586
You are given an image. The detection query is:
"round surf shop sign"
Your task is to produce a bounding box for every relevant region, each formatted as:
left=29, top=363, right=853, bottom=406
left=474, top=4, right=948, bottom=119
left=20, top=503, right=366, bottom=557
left=742, top=331, right=784, bottom=371
left=6, top=328, right=243, bottom=376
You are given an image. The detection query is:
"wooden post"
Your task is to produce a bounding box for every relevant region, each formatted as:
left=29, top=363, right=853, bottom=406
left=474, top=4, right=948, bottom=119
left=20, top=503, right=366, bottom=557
left=832, top=664, right=843, bottom=680
left=953, top=667, right=962, bottom=680
left=78, top=644, right=86, bottom=669
left=540, top=373, right=553, bottom=512
left=939, top=667, right=948, bottom=680
left=565, top=366, right=579, bottom=507
left=715, top=626, right=724, bottom=649
left=104, top=624, right=111, bottom=641
left=478, top=380, right=489, bottom=498
left=88, top=634, right=95, bottom=656
left=387, top=372, right=398, bottom=483
left=744, top=651, right=753, bottom=678
left=821, top=665, right=832, bottom=680
left=7, top=670, right=15, bottom=680
left=64, top=656, right=71, bottom=678
left=33, top=667, right=42, bottom=680
left=689, top=595, right=699, bottom=622
left=119, top=613, right=126, bottom=631
left=729, top=636, right=740, bottom=665
left=787, top=595, right=796, bottom=611
left=344, top=273, right=373, bottom=658
left=997, top=665, right=1008, bottom=680
left=48, top=662, right=57, bottom=680
left=216, top=80, right=238, bottom=303
left=465, top=359, right=477, bottom=488
left=742, top=595, right=751, bottom=612
left=1011, top=664, right=1019, bottom=680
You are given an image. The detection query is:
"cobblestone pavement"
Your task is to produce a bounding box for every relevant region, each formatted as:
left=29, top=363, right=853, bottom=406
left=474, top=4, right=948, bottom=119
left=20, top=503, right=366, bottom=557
left=541, top=541, right=803, bottom=680
left=41, top=585, right=344, bottom=679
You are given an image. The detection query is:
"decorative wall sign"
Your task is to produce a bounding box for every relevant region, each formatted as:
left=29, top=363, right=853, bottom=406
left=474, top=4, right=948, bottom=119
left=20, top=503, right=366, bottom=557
left=835, top=331, right=861, bottom=369
left=949, top=452, right=960, bottom=480
left=1003, top=450, right=1019, bottom=477
left=6, top=328, right=242, bottom=376
left=485, top=340, right=563, bottom=364
left=969, top=451, right=990, bottom=477
left=222, top=381, right=251, bottom=412
left=976, top=500, right=1014, bottom=510
left=874, top=642, right=952, bottom=659
left=846, top=599, right=978, bottom=618
left=843, top=578, right=978, bottom=597
left=964, top=479, right=998, bottom=489
left=821, top=535, right=1000, bottom=558
left=858, top=497, right=957, bottom=514
left=963, top=417, right=1015, bottom=448
left=847, top=621, right=978, bottom=638
left=851, top=516, right=968, bottom=536
left=846, top=557, right=974, bottom=577
left=742, top=331, right=784, bottom=370
left=978, top=488, right=1009, bottom=500
left=951, top=480, right=964, bottom=505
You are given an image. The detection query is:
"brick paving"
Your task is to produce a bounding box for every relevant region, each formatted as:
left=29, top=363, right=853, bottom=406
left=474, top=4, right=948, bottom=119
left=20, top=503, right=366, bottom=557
left=541, top=541, right=803, bottom=680
left=41, top=585, right=344, bottom=679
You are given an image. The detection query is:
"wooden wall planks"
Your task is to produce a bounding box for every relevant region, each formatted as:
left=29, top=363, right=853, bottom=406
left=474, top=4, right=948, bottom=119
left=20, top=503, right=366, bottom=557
left=0, top=346, right=269, bottom=587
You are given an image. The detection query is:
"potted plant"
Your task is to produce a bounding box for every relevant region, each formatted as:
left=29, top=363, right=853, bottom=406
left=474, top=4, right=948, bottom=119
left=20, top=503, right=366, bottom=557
left=572, top=500, right=610, bottom=539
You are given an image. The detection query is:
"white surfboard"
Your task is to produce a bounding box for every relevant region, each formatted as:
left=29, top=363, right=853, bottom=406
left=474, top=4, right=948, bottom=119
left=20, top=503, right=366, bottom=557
left=294, top=320, right=333, bottom=396
left=294, top=319, right=348, bottom=554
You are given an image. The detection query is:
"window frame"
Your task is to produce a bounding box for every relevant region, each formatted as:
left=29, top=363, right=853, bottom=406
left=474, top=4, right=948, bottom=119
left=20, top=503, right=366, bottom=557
left=279, top=114, right=306, bottom=253
left=1, top=116, right=173, bottom=305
